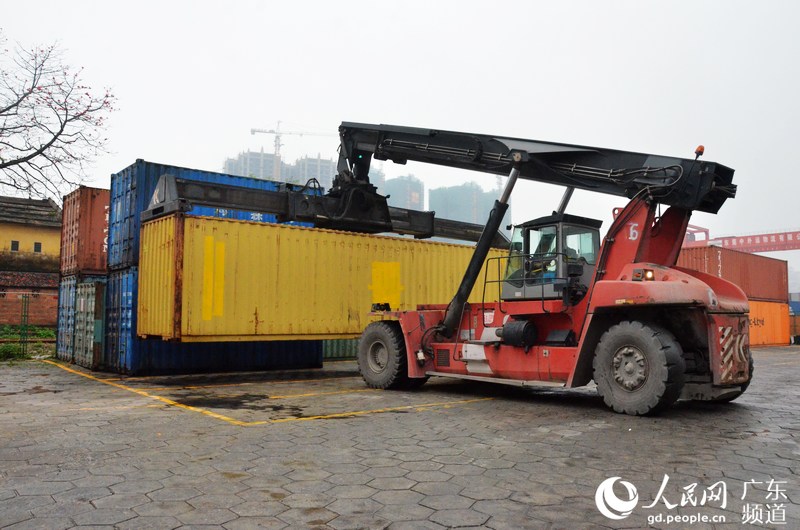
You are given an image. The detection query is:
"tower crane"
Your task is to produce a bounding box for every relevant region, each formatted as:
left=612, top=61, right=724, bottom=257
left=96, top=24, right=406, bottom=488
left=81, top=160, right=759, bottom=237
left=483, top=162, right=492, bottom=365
left=250, top=121, right=337, bottom=181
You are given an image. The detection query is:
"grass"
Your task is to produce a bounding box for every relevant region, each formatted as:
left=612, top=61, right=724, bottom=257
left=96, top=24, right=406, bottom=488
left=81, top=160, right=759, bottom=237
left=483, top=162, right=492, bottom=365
left=0, top=325, right=56, bottom=340
left=0, top=342, right=56, bottom=361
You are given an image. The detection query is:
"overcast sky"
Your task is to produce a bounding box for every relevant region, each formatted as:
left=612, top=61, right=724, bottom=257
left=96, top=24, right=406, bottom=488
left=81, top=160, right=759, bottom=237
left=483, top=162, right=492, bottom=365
left=4, top=0, right=800, bottom=289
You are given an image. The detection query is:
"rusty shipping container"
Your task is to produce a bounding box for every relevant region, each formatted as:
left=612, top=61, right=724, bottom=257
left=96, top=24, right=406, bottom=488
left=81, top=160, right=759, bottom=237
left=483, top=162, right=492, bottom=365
left=748, top=301, right=790, bottom=346
left=60, top=186, right=109, bottom=275
left=677, top=246, right=788, bottom=303
left=138, top=214, right=506, bottom=342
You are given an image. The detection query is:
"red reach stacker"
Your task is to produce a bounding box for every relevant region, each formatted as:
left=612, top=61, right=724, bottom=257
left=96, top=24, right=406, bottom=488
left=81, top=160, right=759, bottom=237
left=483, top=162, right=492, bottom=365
left=336, top=123, right=750, bottom=415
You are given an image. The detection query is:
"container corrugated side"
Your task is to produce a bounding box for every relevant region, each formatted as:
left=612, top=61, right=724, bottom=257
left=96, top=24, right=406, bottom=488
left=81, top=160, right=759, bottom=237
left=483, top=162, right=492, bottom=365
left=60, top=187, right=109, bottom=275
left=748, top=300, right=790, bottom=346
left=323, top=339, right=358, bottom=360
left=791, top=315, right=800, bottom=342
left=138, top=215, right=506, bottom=341
left=73, top=277, right=106, bottom=369
left=105, top=267, right=322, bottom=375
left=677, top=246, right=788, bottom=303
left=56, top=276, right=77, bottom=361
left=108, top=160, right=298, bottom=270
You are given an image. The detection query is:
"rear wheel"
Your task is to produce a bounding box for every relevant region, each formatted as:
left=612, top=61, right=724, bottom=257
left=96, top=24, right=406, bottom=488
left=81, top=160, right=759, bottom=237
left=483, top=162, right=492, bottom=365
left=358, top=321, right=410, bottom=389
left=593, top=321, right=685, bottom=415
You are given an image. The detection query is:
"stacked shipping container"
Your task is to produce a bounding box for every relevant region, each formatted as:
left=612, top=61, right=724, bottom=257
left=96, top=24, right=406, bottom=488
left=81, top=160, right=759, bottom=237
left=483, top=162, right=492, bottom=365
left=56, top=187, right=109, bottom=368
left=104, top=160, right=322, bottom=374
left=677, top=246, right=790, bottom=346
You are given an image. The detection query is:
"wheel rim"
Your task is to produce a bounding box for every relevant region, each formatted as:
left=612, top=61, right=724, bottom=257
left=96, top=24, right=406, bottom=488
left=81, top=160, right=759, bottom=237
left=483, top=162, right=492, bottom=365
left=367, top=340, right=389, bottom=374
left=611, top=345, right=648, bottom=391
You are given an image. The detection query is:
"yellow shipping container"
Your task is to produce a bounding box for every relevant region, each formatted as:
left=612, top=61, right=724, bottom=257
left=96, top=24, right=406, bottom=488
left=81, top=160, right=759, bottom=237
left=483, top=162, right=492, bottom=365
left=138, top=214, right=506, bottom=342
left=748, top=300, right=790, bottom=346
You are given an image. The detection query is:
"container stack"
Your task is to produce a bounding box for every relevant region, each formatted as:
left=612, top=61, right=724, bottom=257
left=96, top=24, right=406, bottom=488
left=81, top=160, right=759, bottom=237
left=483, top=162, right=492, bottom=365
left=103, top=160, right=322, bottom=375
left=56, top=186, right=110, bottom=368
left=677, top=246, right=791, bottom=346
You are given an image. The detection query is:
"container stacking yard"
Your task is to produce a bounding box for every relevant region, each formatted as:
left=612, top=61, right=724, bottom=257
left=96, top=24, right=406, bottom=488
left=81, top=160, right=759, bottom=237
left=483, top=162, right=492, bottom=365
left=54, top=159, right=792, bottom=375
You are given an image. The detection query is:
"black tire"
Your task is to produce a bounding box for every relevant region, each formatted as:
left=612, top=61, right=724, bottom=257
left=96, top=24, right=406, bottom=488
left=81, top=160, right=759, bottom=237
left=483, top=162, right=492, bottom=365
left=358, top=321, right=410, bottom=389
left=593, top=321, right=686, bottom=415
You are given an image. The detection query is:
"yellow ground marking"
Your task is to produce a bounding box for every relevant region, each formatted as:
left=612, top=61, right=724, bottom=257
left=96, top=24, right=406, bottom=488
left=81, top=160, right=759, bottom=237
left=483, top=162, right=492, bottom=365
left=135, top=375, right=361, bottom=392
left=41, top=360, right=494, bottom=426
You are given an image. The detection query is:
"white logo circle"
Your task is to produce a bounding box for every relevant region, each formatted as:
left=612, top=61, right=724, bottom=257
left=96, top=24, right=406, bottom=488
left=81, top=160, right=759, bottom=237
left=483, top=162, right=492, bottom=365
left=595, top=477, right=638, bottom=520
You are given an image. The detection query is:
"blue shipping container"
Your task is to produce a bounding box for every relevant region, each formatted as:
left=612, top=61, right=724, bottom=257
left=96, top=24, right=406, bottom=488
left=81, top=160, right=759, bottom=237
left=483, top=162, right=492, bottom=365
left=56, top=276, right=77, bottom=361
left=104, top=267, right=322, bottom=375
left=790, top=301, right=800, bottom=316
left=108, top=159, right=314, bottom=270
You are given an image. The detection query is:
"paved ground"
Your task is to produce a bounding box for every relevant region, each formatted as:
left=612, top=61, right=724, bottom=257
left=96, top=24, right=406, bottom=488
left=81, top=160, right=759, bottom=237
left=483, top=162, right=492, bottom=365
left=1, top=347, right=798, bottom=529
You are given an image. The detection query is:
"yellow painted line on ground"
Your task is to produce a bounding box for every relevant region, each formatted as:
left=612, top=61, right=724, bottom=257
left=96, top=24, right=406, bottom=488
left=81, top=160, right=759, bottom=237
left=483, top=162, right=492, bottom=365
left=41, top=360, right=254, bottom=426
left=41, top=360, right=494, bottom=427
left=263, top=397, right=496, bottom=425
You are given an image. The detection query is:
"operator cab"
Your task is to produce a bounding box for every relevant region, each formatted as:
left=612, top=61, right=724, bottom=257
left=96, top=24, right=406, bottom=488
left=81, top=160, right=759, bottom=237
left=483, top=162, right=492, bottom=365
left=502, top=213, right=602, bottom=304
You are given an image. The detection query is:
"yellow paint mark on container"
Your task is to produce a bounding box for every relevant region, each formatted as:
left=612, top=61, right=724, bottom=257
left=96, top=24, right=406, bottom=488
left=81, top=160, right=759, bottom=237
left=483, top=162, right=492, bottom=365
left=202, top=236, right=226, bottom=320
left=369, top=261, right=403, bottom=310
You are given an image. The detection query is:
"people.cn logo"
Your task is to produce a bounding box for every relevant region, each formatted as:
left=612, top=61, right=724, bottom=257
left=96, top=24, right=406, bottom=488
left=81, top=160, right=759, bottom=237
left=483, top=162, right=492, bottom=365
left=595, top=477, right=639, bottom=520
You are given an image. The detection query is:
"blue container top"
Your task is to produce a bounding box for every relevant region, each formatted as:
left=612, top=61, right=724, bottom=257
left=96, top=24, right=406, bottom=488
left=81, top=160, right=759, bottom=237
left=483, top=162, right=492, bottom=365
left=108, top=159, right=315, bottom=270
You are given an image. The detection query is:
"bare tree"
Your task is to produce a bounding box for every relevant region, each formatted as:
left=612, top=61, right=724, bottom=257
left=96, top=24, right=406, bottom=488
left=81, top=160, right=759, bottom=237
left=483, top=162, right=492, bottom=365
left=0, top=30, right=115, bottom=199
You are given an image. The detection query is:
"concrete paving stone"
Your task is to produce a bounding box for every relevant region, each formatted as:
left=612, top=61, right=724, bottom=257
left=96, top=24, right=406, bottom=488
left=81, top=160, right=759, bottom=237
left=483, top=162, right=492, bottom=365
left=230, top=500, right=288, bottom=517
left=52, top=486, right=112, bottom=504
left=420, top=494, right=475, bottom=510
left=367, top=477, right=417, bottom=491
left=285, top=468, right=331, bottom=481
left=327, top=485, right=379, bottom=499
left=0, top=510, right=33, bottom=527
left=327, top=514, right=390, bottom=529
left=460, top=485, right=512, bottom=501
left=326, top=498, right=383, bottom=516
left=377, top=503, right=434, bottom=522
left=73, top=475, right=125, bottom=488
left=3, top=516, right=73, bottom=529
left=92, top=493, right=151, bottom=510
left=283, top=480, right=335, bottom=494
left=365, top=466, right=410, bottom=479
left=72, top=508, right=138, bottom=525
left=177, top=507, right=239, bottom=525
left=31, top=499, right=94, bottom=518
left=277, top=507, right=337, bottom=526
left=223, top=516, right=288, bottom=530
left=327, top=472, right=375, bottom=485
left=115, top=515, right=183, bottom=529
left=133, top=500, right=195, bottom=516
left=148, top=487, right=202, bottom=502
left=398, top=460, right=443, bottom=472
left=429, top=508, right=490, bottom=527
left=14, top=480, right=75, bottom=496
left=235, top=489, right=290, bottom=503
left=413, top=481, right=465, bottom=496
left=0, top=495, right=54, bottom=511
left=0, top=489, right=16, bottom=501
left=405, top=471, right=453, bottom=483
left=279, top=493, right=334, bottom=509
left=191, top=493, right=248, bottom=509
left=323, top=463, right=368, bottom=474
left=109, top=480, right=165, bottom=494
left=372, top=489, right=425, bottom=505
left=386, top=521, right=446, bottom=530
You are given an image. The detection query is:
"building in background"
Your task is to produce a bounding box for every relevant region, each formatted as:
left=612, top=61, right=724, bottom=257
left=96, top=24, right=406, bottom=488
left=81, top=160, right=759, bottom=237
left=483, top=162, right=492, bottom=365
left=0, top=196, right=62, bottom=327
left=429, top=182, right=510, bottom=232
left=223, top=148, right=290, bottom=181
left=0, top=196, right=61, bottom=273
left=289, top=155, right=337, bottom=189
left=384, top=175, right=424, bottom=211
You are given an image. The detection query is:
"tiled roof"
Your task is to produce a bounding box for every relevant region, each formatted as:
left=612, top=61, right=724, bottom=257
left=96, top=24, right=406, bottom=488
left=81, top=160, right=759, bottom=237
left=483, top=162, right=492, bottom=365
left=0, top=271, right=59, bottom=289
left=0, top=196, right=62, bottom=227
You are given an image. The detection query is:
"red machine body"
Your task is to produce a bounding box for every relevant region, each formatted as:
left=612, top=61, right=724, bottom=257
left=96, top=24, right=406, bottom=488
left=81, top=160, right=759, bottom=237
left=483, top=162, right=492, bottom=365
left=340, top=123, right=750, bottom=415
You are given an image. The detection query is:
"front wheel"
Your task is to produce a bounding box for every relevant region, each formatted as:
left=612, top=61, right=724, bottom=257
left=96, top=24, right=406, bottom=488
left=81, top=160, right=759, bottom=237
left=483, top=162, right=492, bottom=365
left=593, top=321, right=685, bottom=416
left=358, top=321, right=411, bottom=389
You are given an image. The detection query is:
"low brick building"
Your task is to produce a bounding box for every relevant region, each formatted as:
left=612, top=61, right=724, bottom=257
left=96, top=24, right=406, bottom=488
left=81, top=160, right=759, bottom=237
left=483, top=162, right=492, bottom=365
left=0, top=272, right=59, bottom=326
